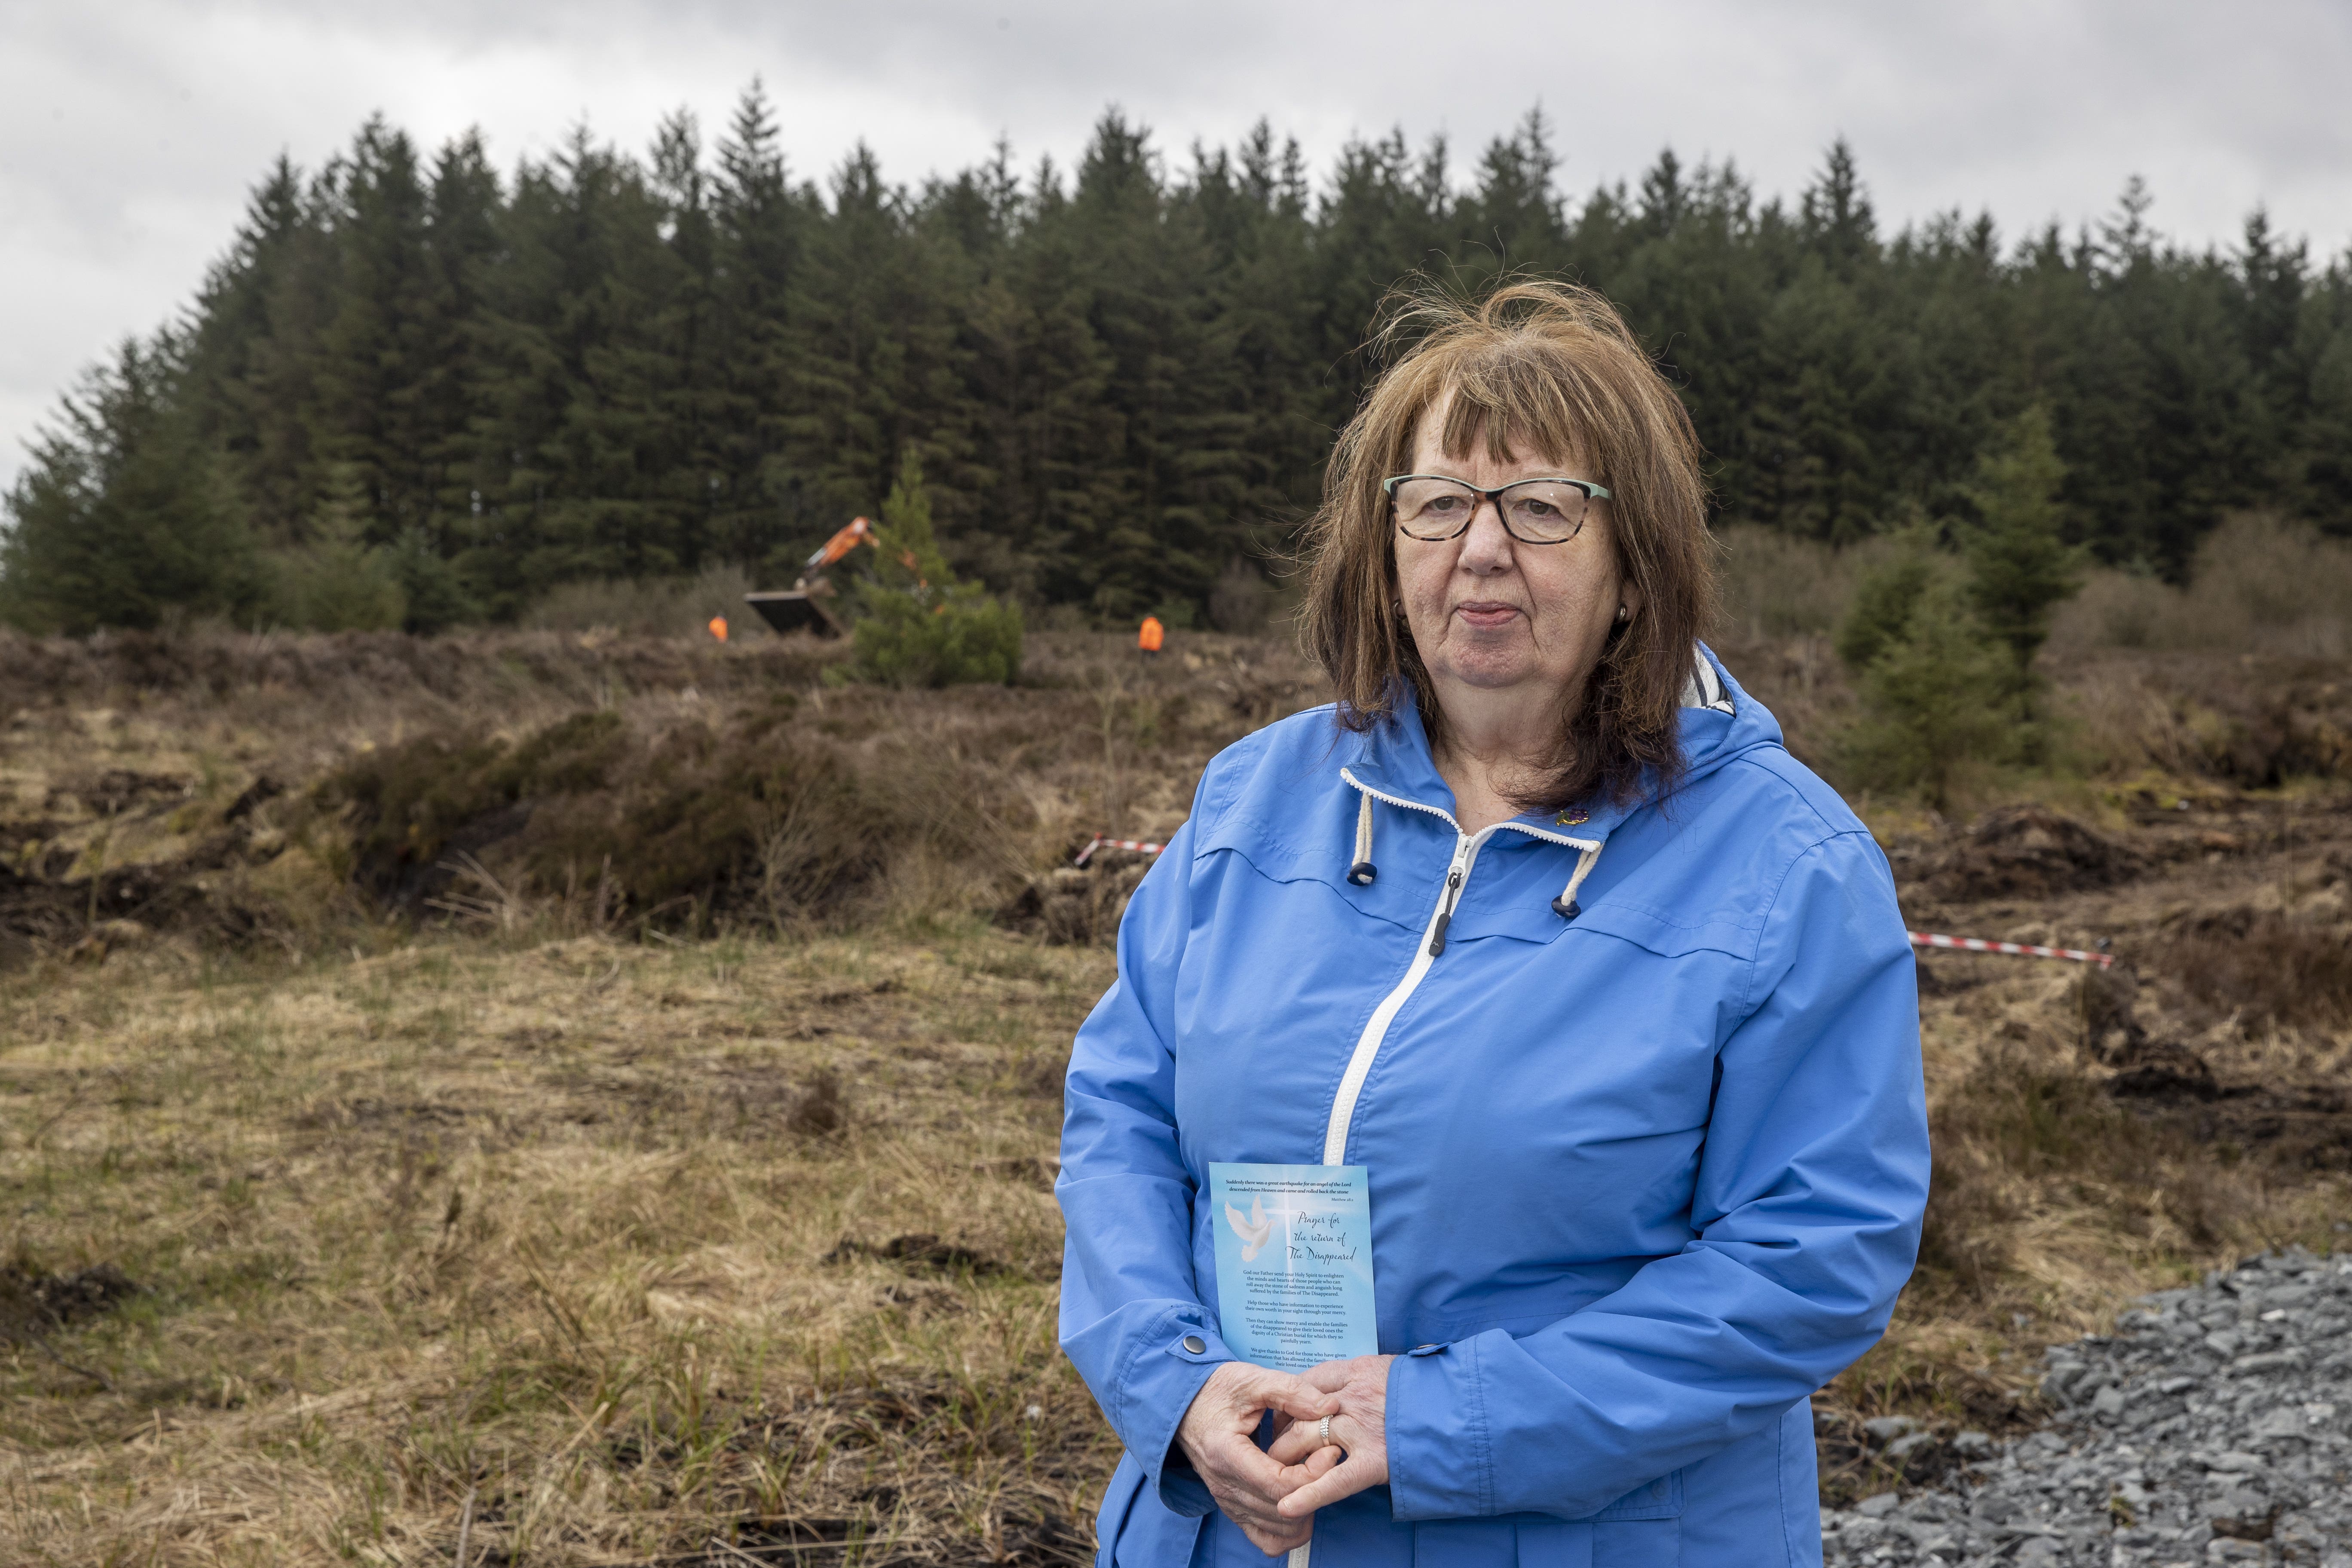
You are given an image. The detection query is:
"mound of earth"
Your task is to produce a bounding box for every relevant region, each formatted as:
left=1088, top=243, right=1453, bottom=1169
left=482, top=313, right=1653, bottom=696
left=1914, top=806, right=2148, bottom=903
left=0, top=833, right=289, bottom=965
left=998, top=852, right=1153, bottom=946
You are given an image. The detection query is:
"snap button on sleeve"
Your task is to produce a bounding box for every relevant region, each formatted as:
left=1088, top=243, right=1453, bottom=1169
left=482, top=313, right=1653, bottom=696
left=1408, top=1342, right=1446, bottom=1357
left=1182, top=1335, right=1207, bottom=1354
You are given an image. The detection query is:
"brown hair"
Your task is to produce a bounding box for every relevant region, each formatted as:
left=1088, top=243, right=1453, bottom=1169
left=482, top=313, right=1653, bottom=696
left=1299, top=278, right=1717, bottom=812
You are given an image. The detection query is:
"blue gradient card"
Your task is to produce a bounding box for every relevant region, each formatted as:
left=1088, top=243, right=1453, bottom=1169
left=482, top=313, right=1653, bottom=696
left=1206, top=1163, right=1378, bottom=1373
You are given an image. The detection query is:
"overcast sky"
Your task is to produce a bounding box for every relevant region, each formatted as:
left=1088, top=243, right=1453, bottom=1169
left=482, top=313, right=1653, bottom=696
left=5, top=0, right=2349, bottom=495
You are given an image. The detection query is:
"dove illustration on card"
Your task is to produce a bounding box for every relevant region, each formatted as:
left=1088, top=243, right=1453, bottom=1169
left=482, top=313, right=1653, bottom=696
left=1207, top=1162, right=1379, bottom=1373
left=1225, top=1193, right=1274, bottom=1260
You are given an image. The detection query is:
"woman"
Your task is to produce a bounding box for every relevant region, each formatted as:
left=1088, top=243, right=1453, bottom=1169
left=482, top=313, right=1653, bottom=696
left=1057, top=281, right=1929, bottom=1568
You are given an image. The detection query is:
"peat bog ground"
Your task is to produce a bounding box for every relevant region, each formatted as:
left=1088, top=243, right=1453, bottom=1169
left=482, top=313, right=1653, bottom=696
left=1, top=621, right=2348, bottom=1564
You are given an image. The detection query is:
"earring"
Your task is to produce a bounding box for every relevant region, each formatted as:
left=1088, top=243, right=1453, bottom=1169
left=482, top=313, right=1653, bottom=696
left=1392, top=599, right=1406, bottom=618
left=1615, top=605, right=1630, bottom=623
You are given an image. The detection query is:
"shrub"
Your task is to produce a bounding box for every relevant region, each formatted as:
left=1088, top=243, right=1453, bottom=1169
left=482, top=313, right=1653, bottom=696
left=2052, top=566, right=2173, bottom=654
left=264, top=539, right=406, bottom=632
left=851, top=585, right=1025, bottom=688
left=848, top=451, right=1023, bottom=687
left=2176, top=512, right=2352, bottom=658
left=2143, top=906, right=2352, bottom=1033
left=1208, top=558, right=1279, bottom=634
left=322, top=693, right=1026, bottom=931
left=1715, top=526, right=1856, bottom=642
left=388, top=528, right=479, bottom=634
left=1840, top=582, right=2013, bottom=807
left=1832, top=541, right=1938, bottom=671
left=263, top=468, right=405, bottom=631
left=2046, top=512, right=2352, bottom=660
left=523, top=562, right=753, bottom=637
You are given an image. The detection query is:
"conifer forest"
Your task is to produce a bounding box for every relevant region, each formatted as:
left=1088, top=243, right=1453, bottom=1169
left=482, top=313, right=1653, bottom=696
left=6, top=92, right=2351, bottom=634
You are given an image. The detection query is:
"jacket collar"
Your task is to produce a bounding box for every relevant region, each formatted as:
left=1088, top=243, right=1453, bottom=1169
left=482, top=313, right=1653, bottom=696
left=1335, top=643, right=1777, bottom=850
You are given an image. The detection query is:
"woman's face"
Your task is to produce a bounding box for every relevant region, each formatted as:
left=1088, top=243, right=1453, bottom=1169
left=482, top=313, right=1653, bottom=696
left=1393, top=395, right=1636, bottom=717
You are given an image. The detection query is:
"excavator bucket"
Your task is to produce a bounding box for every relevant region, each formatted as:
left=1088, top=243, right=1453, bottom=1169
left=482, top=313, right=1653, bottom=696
left=744, top=591, right=845, bottom=638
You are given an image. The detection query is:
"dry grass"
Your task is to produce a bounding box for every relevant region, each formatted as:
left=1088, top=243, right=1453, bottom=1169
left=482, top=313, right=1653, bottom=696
left=1, top=925, right=1124, bottom=1566
left=1808, top=781, right=2352, bottom=1497
left=523, top=567, right=761, bottom=640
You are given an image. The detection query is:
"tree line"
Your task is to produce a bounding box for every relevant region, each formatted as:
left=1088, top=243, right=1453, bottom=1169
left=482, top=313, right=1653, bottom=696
left=5, top=90, right=2349, bottom=634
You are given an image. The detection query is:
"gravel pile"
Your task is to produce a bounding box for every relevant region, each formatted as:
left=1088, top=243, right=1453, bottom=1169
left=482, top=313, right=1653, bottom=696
left=1819, top=1248, right=2352, bottom=1566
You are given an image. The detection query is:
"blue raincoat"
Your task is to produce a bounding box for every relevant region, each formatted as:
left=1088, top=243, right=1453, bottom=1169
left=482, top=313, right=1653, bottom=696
left=1057, top=648, right=1928, bottom=1568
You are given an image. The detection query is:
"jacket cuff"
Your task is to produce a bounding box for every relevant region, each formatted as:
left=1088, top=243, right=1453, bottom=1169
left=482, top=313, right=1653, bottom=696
left=1120, top=1318, right=1235, bottom=1516
left=1383, top=1338, right=1492, bottom=1521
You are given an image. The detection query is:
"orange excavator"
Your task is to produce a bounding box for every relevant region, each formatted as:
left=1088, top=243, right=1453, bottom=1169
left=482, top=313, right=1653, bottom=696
left=743, top=516, right=876, bottom=637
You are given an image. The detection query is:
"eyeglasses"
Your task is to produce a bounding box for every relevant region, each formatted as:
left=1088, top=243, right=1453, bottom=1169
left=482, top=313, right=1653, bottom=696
left=1381, top=474, right=1611, bottom=545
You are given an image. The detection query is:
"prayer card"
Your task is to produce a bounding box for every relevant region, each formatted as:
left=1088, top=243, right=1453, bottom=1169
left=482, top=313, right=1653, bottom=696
left=1206, top=1163, right=1378, bottom=1373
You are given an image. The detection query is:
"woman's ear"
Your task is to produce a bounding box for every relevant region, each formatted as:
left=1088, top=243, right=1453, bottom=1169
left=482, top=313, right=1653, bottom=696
left=1616, top=579, right=1645, bottom=626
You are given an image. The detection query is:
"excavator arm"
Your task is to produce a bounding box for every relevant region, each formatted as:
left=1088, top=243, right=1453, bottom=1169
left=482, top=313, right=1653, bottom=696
left=805, top=515, right=876, bottom=572
left=744, top=515, right=878, bottom=638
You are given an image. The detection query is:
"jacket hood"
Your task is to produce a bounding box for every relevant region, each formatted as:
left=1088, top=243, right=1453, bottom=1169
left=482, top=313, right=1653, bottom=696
left=1335, top=642, right=1784, bottom=850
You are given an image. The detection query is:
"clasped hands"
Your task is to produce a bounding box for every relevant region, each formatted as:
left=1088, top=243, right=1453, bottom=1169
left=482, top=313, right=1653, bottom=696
left=1172, top=1354, right=1395, bottom=1555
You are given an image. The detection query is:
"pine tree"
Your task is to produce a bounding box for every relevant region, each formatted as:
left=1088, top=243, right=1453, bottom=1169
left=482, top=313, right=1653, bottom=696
left=1963, top=404, right=2084, bottom=683
left=0, top=339, right=259, bottom=633
left=850, top=449, right=1022, bottom=686
left=264, top=460, right=406, bottom=630
left=11, top=94, right=2352, bottom=632
left=311, top=118, right=439, bottom=545
left=707, top=83, right=814, bottom=576
left=1842, top=581, right=2013, bottom=809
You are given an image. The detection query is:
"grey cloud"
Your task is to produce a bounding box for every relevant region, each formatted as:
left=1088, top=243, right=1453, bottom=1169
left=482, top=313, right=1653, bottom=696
left=4, top=0, right=2349, bottom=489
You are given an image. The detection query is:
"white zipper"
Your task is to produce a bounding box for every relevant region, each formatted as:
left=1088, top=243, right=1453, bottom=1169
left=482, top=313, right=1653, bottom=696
left=1292, top=778, right=1596, bottom=1568
left=1291, top=774, right=1605, bottom=1568
left=1322, top=825, right=1482, bottom=1163
left=1320, top=769, right=1605, bottom=1166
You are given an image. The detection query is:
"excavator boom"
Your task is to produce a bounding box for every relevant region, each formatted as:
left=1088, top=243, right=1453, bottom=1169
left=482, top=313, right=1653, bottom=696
left=806, top=515, right=876, bottom=570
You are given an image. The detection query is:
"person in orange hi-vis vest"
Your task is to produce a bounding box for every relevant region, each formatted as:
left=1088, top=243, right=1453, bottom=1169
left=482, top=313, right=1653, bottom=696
left=1137, top=616, right=1164, bottom=655
left=708, top=616, right=728, bottom=642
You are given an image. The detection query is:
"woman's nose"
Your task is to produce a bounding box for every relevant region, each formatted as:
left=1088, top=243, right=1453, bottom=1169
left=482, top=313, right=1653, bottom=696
left=1458, top=497, right=1515, bottom=572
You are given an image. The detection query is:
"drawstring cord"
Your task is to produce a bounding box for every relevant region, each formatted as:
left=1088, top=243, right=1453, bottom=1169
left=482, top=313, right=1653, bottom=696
left=1345, top=787, right=1599, bottom=921
left=1551, top=845, right=1601, bottom=921
left=1347, top=792, right=1378, bottom=885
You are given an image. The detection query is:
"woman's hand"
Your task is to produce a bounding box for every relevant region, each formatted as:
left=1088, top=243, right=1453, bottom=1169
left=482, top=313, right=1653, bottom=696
left=1174, top=1362, right=1344, bottom=1554
left=1265, top=1354, right=1395, bottom=1518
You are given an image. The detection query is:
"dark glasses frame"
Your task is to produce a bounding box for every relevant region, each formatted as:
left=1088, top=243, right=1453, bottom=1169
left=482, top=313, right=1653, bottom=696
left=1380, top=473, right=1613, bottom=544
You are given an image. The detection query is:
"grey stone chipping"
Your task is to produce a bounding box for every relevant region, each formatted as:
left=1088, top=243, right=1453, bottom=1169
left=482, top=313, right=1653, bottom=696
left=1818, top=1246, right=2352, bottom=1567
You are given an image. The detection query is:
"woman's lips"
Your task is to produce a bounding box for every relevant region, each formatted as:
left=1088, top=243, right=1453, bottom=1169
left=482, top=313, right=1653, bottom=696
left=1453, top=601, right=1522, bottom=629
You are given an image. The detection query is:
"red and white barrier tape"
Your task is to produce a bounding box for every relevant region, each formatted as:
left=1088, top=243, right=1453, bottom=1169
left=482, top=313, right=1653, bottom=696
left=1072, top=834, right=1167, bottom=867
left=1073, top=833, right=2112, bottom=968
left=1908, top=932, right=2112, bottom=968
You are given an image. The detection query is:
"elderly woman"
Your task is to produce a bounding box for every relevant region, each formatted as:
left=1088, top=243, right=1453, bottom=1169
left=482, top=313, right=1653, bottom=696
left=1057, top=282, right=1929, bottom=1568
